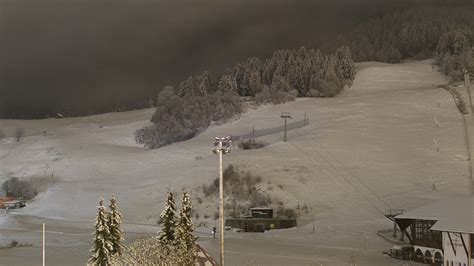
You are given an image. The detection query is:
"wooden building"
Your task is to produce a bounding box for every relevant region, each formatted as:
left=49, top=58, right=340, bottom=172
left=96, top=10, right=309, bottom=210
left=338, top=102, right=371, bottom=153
left=394, top=197, right=474, bottom=265
left=225, top=207, right=297, bottom=232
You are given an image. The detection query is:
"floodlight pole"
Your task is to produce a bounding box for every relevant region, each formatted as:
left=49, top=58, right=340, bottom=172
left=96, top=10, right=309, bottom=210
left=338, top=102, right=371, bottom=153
left=280, top=112, right=292, bottom=142
left=213, top=137, right=232, bottom=266
left=218, top=140, right=224, bottom=266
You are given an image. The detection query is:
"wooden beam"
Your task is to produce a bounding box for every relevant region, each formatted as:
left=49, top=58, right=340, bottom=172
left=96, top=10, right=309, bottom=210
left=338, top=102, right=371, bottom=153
left=447, top=232, right=456, bottom=256
left=459, top=233, right=469, bottom=258
left=403, top=228, right=413, bottom=244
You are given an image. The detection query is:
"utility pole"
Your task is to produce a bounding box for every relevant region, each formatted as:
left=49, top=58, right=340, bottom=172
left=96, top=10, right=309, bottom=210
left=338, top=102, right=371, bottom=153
left=464, top=69, right=472, bottom=114
left=212, top=136, right=232, bottom=266
left=280, top=112, right=292, bottom=142
left=42, top=223, right=45, bottom=266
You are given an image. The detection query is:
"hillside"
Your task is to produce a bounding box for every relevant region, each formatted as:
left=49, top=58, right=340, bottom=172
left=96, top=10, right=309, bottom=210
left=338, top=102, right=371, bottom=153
left=0, top=60, right=471, bottom=265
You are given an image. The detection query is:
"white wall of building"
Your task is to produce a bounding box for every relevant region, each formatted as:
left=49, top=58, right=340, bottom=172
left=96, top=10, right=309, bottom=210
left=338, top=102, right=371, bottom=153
left=442, top=232, right=473, bottom=266
left=413, top=245, right=443, bottom=264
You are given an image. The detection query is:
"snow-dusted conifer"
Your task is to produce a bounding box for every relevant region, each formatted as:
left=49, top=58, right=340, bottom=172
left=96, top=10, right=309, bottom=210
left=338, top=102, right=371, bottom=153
left=175, top=191, right=197, bottom=265
left=108, top=195, right=124, bottom=257
left=88, top=198, right=113, bottom=266
left=158, top=191, right=177, bottom=260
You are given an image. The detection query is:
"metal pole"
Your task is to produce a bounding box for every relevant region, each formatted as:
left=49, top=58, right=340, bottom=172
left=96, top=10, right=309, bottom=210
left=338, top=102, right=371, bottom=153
left=218, top=141, right=225, bottom=266
left=43, top=223, right=45, bottom=266
left=465, top=70, right=473, bottom=114
left=280, top=112, right=292, bottom=142
left=393, top=220, right=397, bottom=237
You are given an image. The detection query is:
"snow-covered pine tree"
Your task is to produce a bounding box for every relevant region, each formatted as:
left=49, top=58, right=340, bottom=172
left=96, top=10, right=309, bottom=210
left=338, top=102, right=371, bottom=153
left=158, top=191, right=177, bottom=260
left=248, top=70, right=262, bottom=96
left=336, top=46, right=356, bottom=83
left=108, top=195, right=124, bottom=257
left=175, top=191, right=197, bottom=265
left=88, top=198, right=113, bottom=266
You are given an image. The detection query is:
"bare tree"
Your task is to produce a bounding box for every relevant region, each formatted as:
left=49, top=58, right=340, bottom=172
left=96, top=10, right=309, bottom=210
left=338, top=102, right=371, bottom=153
left=15, top=128, right=24, bottom=142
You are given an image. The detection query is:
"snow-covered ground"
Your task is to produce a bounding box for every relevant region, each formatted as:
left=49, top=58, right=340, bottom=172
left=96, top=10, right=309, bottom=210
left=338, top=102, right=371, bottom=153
left=0, top=60, right=471, bottom=265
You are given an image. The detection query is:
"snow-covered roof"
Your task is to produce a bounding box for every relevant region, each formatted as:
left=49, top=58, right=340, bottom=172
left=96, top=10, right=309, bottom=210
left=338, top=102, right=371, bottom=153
left=396, top=197, right=474, bottom=233
left=3, top=200, right=23, bottom=204
left=250, top=207, right=273, bottom=210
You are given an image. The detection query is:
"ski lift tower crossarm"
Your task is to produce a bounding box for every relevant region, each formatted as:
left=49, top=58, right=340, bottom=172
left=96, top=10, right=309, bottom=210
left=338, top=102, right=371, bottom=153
left=212, top=136, right=232, bottom=266
left=280, top=112, right=292, bottom=142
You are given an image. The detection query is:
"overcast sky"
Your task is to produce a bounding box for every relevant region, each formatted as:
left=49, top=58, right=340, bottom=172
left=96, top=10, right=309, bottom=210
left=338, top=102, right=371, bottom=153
left=0, top=0, right=437, bottom=116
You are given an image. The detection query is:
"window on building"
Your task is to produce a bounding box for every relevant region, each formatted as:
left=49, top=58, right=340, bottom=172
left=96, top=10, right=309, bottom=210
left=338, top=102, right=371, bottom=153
left=412, top=220, right=442, bottom=248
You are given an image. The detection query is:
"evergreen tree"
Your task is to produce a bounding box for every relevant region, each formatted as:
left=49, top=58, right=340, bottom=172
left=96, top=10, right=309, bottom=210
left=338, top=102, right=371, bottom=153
left=158, top=191, right=177, bottom=260
left=320, top=57, right=343, bottom=97
left=175, top=191, right=197, bottom=265
left=336, top=46, right=356, bottom=83
left=213, top=76, right=242, bottom=122
left=108, top=195, right=124, bottom=257
left=88, top=198, right=113, bottom=266
left=248, top=71, right=262, bottom=96
left=218, top=74, right=238, bottom=94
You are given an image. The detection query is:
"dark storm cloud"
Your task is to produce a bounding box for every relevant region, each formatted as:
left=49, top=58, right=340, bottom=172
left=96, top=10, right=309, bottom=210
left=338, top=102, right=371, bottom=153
left=0, top=0, right=432, bottom=117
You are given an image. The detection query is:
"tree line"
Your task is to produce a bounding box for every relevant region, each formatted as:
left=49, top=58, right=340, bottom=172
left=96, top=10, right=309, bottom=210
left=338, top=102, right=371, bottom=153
left=333, top=3, right=474, bottom=80
left=435, top=29, right=474, bottom=82
left=335, top=3, right=474, bottom=64
left=135, top=46, right=355, bottom=149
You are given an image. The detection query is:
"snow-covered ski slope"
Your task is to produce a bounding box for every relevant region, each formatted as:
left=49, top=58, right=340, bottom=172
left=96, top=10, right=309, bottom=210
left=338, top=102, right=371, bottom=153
left=0, top=60, right=467, bottom=222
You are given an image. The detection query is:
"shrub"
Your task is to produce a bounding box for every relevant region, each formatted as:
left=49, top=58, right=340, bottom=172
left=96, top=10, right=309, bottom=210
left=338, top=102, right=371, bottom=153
left=444, top=85, right=470, bottom=115
left=201, top=164, right=278, bottom=218
left=306, top=89, right=322, bottom=97
left=2, top=177, right=38, bottom=200
left=238, top=139, right=266, bottom=150
left=196, top=197, right=203, bottom=204
left=9, top=240, right=18, bottom=248
left=15, top=128, right=24, bottom=143
left=283, top=208, right=297, bottom=219
left=302, top=204, right=309, bottom=214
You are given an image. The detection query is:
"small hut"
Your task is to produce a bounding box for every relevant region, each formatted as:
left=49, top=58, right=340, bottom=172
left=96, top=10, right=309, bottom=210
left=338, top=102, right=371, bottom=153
left=225, top=207, right=297, bottom=232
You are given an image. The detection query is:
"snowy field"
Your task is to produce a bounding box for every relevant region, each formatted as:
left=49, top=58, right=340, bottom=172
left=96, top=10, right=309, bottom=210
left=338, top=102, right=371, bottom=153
left=0, top=60, right=471, bottom=265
